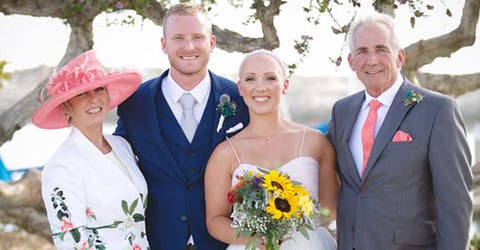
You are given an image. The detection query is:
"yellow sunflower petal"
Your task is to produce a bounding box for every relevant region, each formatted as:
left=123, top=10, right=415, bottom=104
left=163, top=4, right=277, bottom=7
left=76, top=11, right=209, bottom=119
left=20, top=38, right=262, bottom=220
left=263, top=170, right=294, bottom=194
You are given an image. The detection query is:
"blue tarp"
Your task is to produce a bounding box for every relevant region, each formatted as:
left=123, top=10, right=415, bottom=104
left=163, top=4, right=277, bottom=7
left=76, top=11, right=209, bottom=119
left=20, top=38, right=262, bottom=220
left=0, top=156, right=12, bottom=182
left=313, top=121, right=329, bottom=135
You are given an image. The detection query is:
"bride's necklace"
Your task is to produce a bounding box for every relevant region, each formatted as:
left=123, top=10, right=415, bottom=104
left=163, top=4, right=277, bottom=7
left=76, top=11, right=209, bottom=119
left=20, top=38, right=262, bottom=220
left=251, top=127, right=281, bottom=141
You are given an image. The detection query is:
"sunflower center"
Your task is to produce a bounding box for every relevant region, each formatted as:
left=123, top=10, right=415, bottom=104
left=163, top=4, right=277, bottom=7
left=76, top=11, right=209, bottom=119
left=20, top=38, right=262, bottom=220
left=271, top=181, right=284, bottom=191
left=274, top=198, right=291, bottom=212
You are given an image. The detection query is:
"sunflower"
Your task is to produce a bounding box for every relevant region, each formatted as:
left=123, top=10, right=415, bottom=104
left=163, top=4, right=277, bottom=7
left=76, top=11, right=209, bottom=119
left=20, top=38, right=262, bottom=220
left=266, top=192, right=299, bottom=219
left=262, top=170, right=293, bottom=194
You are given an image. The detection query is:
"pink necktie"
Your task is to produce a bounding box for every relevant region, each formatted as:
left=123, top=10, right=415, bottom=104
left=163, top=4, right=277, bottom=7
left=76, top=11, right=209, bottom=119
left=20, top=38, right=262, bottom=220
left=361, top=100, right=382, bottom=177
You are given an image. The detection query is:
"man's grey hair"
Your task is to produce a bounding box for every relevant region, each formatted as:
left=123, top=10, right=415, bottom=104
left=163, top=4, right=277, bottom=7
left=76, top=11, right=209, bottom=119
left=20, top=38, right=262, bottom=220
left=347, top=13, right=401, bottom=53
left=239, top=49, right=288, bottom=78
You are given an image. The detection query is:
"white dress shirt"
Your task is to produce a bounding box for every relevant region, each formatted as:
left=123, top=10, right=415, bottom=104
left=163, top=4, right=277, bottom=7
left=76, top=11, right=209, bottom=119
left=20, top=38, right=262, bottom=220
left=348, top=74, right=404, bottom=175
left=161, top=72, right=211, bottom=126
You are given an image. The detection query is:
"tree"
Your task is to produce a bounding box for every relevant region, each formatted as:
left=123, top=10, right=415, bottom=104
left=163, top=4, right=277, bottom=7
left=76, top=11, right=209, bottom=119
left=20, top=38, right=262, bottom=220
left=0, top=0, right=479, bottom=245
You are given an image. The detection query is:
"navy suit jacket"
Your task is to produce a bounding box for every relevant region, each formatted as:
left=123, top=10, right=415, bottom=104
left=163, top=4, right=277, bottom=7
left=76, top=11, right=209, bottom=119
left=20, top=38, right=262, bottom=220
left=115, top=70, right=249, bottom=250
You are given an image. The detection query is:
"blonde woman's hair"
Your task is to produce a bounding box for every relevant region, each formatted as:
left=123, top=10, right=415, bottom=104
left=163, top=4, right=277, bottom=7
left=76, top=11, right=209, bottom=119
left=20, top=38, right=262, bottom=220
left=239, top=49, right=288, bottom=78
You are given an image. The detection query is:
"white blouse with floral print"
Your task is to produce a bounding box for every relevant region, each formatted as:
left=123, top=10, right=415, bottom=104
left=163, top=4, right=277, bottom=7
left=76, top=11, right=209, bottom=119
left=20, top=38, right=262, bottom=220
left=41, top=127, right=150, bottom=250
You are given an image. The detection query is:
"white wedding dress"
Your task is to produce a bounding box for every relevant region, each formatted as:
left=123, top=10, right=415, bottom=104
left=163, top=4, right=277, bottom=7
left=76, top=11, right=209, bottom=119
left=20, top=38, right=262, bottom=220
left=225, top=130, right=337, bottom=250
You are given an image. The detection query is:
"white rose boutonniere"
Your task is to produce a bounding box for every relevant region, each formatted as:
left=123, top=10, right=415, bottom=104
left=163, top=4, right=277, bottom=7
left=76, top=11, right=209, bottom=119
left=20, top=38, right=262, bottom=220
left=216, top=94, right=237, bottom=133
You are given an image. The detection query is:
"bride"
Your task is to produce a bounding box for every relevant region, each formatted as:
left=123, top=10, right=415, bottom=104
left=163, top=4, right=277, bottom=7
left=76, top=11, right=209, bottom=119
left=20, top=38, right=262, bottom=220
left=205, top=49, right=339, bottom=249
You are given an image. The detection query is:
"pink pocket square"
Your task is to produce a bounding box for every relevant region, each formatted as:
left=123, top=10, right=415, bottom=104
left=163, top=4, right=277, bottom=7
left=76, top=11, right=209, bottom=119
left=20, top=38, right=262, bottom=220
left=392, top=130, right=413, bottom=142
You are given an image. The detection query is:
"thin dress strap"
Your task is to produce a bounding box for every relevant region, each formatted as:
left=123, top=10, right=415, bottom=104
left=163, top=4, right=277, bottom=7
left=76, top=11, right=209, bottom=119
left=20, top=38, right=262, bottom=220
left=225, top=137, right=241, bottom=165
left=298, top=128, right=308, bottom=157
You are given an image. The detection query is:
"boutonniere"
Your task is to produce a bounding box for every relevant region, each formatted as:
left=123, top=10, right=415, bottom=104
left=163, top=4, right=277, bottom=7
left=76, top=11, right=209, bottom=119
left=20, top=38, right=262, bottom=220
left=402, top=89, right=424, bottom=106
left=216, top=94, right=237, bottom=133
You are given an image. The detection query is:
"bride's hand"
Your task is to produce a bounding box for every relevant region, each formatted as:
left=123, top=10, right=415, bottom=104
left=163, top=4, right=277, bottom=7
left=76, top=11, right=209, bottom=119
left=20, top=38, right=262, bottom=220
left=258, top=243, right=266, bottom=250
left=258, top=237, right=266, bottom=250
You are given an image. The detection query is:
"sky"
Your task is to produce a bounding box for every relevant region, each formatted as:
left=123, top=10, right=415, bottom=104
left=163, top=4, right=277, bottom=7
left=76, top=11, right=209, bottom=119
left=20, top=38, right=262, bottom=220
left=0, top=0, right=479, bottom=169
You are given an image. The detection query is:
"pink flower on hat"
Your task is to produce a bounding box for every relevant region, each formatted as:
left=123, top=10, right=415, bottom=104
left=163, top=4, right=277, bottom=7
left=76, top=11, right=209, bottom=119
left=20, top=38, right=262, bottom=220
left=45, top=64, right=106, bottom=99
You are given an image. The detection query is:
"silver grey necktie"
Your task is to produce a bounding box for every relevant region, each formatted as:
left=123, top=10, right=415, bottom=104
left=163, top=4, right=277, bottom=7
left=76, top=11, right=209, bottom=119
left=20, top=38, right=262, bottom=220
left=179, top=93, right=198, bottom=142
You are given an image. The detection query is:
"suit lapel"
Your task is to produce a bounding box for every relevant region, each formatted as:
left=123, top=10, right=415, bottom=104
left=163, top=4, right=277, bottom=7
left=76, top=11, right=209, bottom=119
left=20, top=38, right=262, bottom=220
left=209, top=72, right=227, bottom=149
left=145, top=72, right=185, bottom=181
left=341, top=92, right=365, bottom=188
left=361, top=82, right=415, bottom=181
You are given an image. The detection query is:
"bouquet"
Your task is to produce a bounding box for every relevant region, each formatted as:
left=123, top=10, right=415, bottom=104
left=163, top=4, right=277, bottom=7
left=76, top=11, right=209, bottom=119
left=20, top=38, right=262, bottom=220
left=227, top=169, right=329, bottom=250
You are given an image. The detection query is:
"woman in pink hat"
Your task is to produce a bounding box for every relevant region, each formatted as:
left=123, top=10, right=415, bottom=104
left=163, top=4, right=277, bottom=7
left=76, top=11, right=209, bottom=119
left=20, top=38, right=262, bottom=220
left=32, top=50, right=150, bottom=249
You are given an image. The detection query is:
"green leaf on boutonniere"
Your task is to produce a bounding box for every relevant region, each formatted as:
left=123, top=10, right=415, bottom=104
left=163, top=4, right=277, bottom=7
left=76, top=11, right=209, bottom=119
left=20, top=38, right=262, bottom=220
left=403, top=89, right=424, bottom=105
left=216, top=94, right=237, bottom=133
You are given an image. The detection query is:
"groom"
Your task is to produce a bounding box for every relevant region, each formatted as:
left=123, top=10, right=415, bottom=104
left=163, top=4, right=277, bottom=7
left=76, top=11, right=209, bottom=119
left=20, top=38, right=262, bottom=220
left=327, top=13, right=472, bottom=250
left=115, top=3, right=248, bottom=250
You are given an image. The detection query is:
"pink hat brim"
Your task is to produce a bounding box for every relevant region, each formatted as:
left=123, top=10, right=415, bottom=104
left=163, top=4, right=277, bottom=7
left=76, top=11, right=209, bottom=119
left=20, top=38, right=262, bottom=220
left=32, top=71, right=141, bottom=129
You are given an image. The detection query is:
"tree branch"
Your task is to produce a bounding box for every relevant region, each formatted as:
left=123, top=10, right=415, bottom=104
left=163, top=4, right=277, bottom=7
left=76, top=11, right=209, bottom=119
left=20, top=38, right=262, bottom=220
left=403, top=0, right=479, bottom=77
left=141, top=0, right=283, bottom=52
left=0, top=0, right=65, bottom=17
left=141, top=0, right=168, bottom=26
left=417, top=72, right=480, bottom=97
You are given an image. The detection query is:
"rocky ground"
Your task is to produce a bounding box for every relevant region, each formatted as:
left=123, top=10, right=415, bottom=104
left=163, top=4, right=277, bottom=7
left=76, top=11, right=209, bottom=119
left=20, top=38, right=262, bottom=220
left=0, top=231, right=53, bottom=250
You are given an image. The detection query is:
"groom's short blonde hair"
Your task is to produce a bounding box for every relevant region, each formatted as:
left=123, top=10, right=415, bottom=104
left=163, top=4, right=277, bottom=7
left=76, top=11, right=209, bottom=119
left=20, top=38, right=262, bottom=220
left=162, top=3, right=213, bottom=36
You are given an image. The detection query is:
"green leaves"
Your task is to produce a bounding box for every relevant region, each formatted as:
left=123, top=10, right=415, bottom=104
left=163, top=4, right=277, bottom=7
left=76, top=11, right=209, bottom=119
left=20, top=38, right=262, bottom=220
left=130, top=198, right=139, bottom=214
left=70, top=228, right=81, bottom=243
left=140, top=193, right=148, bottom=209
left=133, top=213, right=145, bottom=222
left=217, top=94, right=237, bottom=118
left=122, top=198, right=139, bottom=215
left=319, top=0, right=329, bottom=13
left=122, top=200, right=129, bottom=215
left=402, top=89, right=425, bottom=106
left=245, top=237, right=260, bottom=250
left=299, top=227, right=310, bottom=240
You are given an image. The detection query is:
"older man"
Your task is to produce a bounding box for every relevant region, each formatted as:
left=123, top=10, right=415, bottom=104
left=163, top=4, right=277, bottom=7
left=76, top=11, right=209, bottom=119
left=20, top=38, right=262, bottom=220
left=327, top=13, right=472, bottom=250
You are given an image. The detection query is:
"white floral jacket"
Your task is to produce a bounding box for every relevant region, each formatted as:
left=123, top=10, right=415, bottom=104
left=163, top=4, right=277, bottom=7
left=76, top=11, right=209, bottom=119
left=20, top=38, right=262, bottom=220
left=41, top=127, right=150, bottom=250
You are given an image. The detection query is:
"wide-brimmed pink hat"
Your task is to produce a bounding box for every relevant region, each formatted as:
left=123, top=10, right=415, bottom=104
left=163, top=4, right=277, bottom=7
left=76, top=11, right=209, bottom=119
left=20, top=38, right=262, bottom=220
left=32, top=50, right=142, bottom=129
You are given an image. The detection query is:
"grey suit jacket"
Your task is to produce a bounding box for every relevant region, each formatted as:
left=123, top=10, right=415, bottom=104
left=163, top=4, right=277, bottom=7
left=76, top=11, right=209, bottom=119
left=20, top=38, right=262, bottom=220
left=327, top=80, right=472, bottom=250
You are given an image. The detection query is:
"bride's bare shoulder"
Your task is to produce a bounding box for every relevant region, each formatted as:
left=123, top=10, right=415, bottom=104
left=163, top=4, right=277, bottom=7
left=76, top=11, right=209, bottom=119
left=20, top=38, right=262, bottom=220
left=301, top=127, right=333, bottom=156
left=209, top=139, right=237, bottom=167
